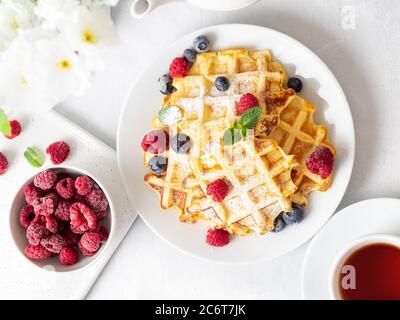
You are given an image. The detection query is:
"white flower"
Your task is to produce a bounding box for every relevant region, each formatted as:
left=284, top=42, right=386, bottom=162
left=0, top=0, right=36, bottom=48
left=35, top=0, right=79, bottom=30
left=34, top=37, right=92, bottom=105
left=0, top=37, right=46, bottom=111
left=60, top=5, right=118, bottom=55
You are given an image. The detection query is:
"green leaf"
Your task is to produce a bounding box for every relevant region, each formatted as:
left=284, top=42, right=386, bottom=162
left=233, top=120, right=243, bottom=129
left=0, top=109, right=11, bottom=136
left=158, top=106, right=182, bottom=125
left=239, top=106, right=261, bottom=129
left=223, top=128, right=243, bottom=145
left=24, top=147, right=44, bottom=168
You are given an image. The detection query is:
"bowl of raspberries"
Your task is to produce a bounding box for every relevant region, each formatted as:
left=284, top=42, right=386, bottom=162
left=10, top=167, right=114, bottom=271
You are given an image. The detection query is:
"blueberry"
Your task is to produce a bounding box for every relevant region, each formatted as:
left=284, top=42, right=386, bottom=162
left=148, top=156, right=168, bottom=175
left=183, top=48, right=197, bottom=63
left=158, top=74, right=174, bottom=95
left=282, top=205, right=304, bottom=225
left=215, top=76, right=230, bottom=92
left=171, top=133, right=192, bottom=154
left=273, top=218, right=286, bottom=232
left=193, top=35, right=210, bottom=53
left=287, top=77, right=303, bottom=93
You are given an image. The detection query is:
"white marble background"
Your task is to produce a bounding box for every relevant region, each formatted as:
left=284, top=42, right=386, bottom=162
left=54, top=0, right=400, bottom=299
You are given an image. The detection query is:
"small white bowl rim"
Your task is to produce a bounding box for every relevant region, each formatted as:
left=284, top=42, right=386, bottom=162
left=328, top=233, right=400, bottom=300
left=8, top=165, right=116, bottom=273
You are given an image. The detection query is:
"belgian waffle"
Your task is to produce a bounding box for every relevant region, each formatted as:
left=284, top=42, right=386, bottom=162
left=144, top=49, right=299, bottom=234
left=258, top=95, right=336, bottom=206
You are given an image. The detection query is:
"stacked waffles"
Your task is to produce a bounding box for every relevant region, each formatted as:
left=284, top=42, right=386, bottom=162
left=141, top=36, right=335, bottom=243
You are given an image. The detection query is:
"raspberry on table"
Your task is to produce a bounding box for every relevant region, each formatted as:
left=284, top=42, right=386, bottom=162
left=0, top=152, right=8, bottom=175
left=78, top=241, right=95, bottom=257
left=19, top=205, right=36, bottom=229
left=74, top=176, right=94, bottom=196
left=169, top=57, right=189, bottom=78
left=141, top=130, right=169, bottom=154
left=205, top=228, right=231, bottom=247
left=24, top=183, right=42, bottom=205
left=306, top=146, right=334, bottom=179
left=24, top=245, right=50, bottom=260
left=98, top=226, right=109, bottom=243
left=46, top=141, right=70, bottom=165
left=54, top=200, right=72, bottom=221
left=40, top=234, right=66, bottom=253
left=237, top=93, right=259, bottom=114
left=45, top=215, right=58, bottom=233
left=70, top=202, right=98, bottom=234
left=26, top=223, right=48, bottom=246
left=80, top=232, right=101, bottom=253
left=32, top=195, right=56, bottom=216
left=61, top=227, right=81, bottom=246
left=4, top=119, right=21, bottom=139
left=85, top=189, right=109, bottom=212
left=206, top=179, right=229, bottom=202
left=56, top=177, right=75, bottom=199
left=33, top=169, right=57, bottom=191
left=59, top=247, right=79, bottom=266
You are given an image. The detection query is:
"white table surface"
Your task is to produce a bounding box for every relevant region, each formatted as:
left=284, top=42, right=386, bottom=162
left=53, top=0, right=400, bottom=299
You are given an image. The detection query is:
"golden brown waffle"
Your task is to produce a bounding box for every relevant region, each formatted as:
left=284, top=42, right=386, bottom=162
left=258, top=95, right=336, bottom=206
left=147, top=49, right=299, bottom=234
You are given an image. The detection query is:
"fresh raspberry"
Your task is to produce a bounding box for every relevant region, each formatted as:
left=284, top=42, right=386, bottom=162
left=70, top=202, right=98, bottom=234
left=61, top=227, right=81, bottom=246
left=98, top=226, right=109, bottom=243
left=169, top=57, right=189, bottom=78
left=59, top=247, right=79, bottom=266
left=237, top=93, right=259, bottom=114
left=141, top=130, right=169, bottom=154
left=54, top=200, right=72, bottom=221
left=4, top=120, right=21, bottom=139
left=206, top=228, right=231, bottom=247
left=206, top=179, right=229, bottom=202
left=78, top=241, right=95, bottom=257
left=85, top=189, right=109, bottom=212
left=46, top=141, right=70, bottom=165
left=46, top=192, right=60, bottom=207
left=80, top=232, right=101, bottom=253
left=74, top=176, right=94, bottom=196
left=32, top=213, right=46, bottom=225
left=56, top=177, right=75, bottom=199
left=33, top=169, right=57, bottom=191
left=26, top=223, right=48, bottom=246
left=45, top=215, right=58, bottom=233
left=24, top=245, right=50, bottom=260
left=19, top=205, right=36, bottom=229
left=94, top=210, right=108, bottom=221
left=306, top=146, right=334, bottom=179
left=0, top=152, right=8, bottom=175
left=23, top=183, right=42, bottom=205
left=40, top=234, right=66, bottom=253
left=32, top=195, right=57, bottom=216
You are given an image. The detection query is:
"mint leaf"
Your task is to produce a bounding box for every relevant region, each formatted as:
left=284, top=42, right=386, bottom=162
left=0, top=109, right=11, bottom=136
left=223, top=128, right=243, bottom=145
left=158, top=106, right=182, bottom=125
left=233, top=120, right=243, bottom=129
left=239, top=106, right=261, bottom=129
left=24, top=147, right=44, bottom=168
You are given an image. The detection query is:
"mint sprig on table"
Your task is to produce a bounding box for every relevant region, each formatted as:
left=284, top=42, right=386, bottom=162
left=224, top=107, right=261, bottom=145
left=0, top=108, right=11, bottom=136
left=24, top=147, right=44, bottom=168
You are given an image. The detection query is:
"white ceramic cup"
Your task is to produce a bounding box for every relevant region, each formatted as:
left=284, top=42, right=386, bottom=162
left=130, top=0, right=259, bottom=19
left=328, top=233, right=400, bottom=300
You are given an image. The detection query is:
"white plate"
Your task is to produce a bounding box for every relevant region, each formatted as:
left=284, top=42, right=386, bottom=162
left=117, top=24, right=355, bottom=263
left=302, top=198, right=400, bottom=299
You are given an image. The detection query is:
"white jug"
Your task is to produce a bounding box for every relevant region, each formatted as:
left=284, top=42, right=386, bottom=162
left=130, top=0, right=259, bottom=19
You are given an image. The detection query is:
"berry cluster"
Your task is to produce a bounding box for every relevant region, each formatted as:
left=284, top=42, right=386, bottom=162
left=20, top=169, right=109, bottom=265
